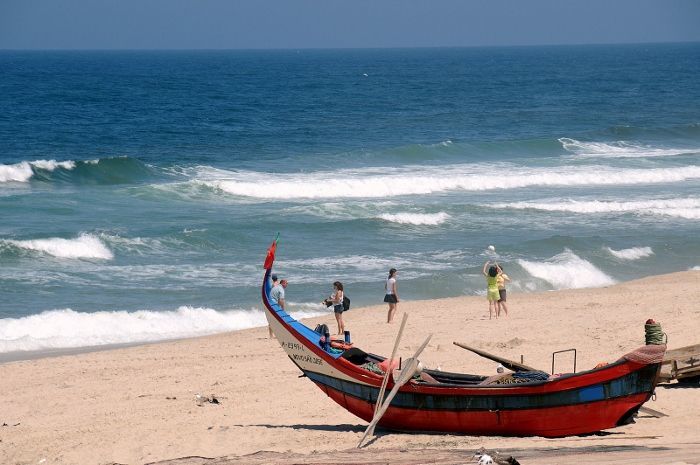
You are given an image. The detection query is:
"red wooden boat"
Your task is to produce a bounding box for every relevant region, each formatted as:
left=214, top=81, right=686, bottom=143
left=262, top=248, right=665, bottom=437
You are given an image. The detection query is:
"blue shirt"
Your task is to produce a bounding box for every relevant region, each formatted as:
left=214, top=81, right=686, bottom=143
left=270, top=284, right=285, bottom=306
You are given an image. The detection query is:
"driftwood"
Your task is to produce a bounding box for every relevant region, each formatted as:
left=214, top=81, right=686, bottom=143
left=453, top=342, right=539, bottom=372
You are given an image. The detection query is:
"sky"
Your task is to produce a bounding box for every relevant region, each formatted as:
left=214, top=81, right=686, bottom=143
left=1, top=0, right=699, bottom=50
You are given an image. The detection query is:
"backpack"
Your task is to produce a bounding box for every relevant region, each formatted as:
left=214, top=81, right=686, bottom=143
left=314, top=323, right=330, bottom=335
left=342, top=295, right=351, bottom=311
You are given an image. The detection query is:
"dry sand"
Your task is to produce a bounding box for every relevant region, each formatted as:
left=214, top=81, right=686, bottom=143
left=1, top=271, right=699, bottom=465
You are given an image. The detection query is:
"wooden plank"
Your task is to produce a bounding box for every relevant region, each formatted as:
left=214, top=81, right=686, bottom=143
left=663, top=343, right=700, bottom=362
left=676, top=365, right=700, bottom=375
left=659, top=343, right=700, bottom=381
left=676, top=366, right=700, bottom=382
left=453, top=342, right=540, bottom=372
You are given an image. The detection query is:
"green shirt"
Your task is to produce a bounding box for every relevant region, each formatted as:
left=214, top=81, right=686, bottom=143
left=487, top=275, right=499, bottom=292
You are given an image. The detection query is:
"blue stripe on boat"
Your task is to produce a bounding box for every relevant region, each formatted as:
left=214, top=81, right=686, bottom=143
left=265, top=275, right=343, bottom=359
left=578, top=385, right=605, bottom=402
left=305, top=365, right=656, bottom=411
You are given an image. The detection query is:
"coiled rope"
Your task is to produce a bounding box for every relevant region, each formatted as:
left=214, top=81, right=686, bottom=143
left=645, top=321, right=666, bottom=345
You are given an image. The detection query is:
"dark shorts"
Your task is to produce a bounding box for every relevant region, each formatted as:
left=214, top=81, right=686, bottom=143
left=498, top=289, right=507, bottom=302
left=334, top=304, right=344, bottom=314
left=384, top=294, right=398, bottom=304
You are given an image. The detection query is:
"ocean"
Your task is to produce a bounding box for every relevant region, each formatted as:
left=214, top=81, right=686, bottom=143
left=1, top=44, right=699, bottom=355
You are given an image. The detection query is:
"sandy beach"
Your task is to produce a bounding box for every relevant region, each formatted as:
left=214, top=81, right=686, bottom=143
left=1, top=270, right=699, bottom=465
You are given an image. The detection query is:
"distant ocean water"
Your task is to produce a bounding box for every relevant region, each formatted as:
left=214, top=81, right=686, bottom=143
left=1, top=44, right=699, bottom=354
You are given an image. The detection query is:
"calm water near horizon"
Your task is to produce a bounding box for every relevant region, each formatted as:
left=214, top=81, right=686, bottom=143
left=1, top=43, right=699, bottom=354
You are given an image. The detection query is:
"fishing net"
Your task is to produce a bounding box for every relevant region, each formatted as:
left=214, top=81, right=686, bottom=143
left=481, top=370, right=550, bottom=385
left=622, top=343, right=667, bottom=364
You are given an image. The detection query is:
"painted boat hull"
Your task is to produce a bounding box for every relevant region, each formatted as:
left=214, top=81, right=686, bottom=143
left=313, top=375, right=653, bottom=437
left=262, top=265, right=664, bottom=437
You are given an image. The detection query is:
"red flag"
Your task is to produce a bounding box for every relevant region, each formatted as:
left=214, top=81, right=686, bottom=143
left=263, top=239, right=277, bottom=269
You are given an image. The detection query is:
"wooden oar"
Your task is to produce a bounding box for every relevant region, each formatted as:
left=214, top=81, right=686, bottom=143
left=639, top=406, right=668, bottom=418
left=358, top=333, right=433, bottom=448
left=374, top=313, right=408, bottom=418
left=453, top=341, right=539, bottom=372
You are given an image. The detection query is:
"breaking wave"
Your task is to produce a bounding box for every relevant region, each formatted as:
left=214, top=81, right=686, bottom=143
left=518, top=250, right=616, bottom=289
left=495, top=198, right=700, bottom=220
left=0, top=157, right=155, bottom=185
left=604, top=246, right=654, bottom=260
left=0, top=305, right=327, bottom=353
left=559, top=138, right=697, bottom=158
left=0, top=159, right=76, bottom=183
left=377, top=212, right=450, bottom=225
left=1, top=234, right=114, bottom=260
left=191, top=164, right=700, bottom=200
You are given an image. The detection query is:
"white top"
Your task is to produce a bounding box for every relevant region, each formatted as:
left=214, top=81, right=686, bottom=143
left=385, top=277, right=396, bottom=295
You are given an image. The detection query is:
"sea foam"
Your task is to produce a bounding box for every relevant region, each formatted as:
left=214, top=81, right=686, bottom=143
left=4, top=234, right=114, bottom=260
left=604, top=246, right=654, bottom=260
left=0, top=305, right=327, bottom=353
left=559, top=138, right=695, bottom=158
left=378, top=212, right=450, bottom=225
left=193, top=164, right=700, bottom=200
left=0, top=161, right=33, bottom=182
left=0, top=159, right=76, bottom=183
left=518, top=250, right=616, bottom=289
left=496, top=198, right=700, bottom=220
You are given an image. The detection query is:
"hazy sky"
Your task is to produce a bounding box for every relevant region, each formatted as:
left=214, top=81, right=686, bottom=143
left=2, top=0, right=699, bottom=50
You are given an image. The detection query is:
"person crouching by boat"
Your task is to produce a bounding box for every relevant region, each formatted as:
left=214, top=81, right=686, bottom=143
left=269, top=278, right=288, bottom=338
left=496, top=264, right=510, bottom=317
left=323, top=281, right=345, bottom=335
left=384, top=268, right=399, bottom=323
left=482, top=261, right=499, bottom=320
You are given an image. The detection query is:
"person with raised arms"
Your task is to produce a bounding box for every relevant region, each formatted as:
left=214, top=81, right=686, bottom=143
left=482, top=261, right=500, bottom=320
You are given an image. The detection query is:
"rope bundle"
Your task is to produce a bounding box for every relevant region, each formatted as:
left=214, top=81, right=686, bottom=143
left=644, top=320, right=666, bottom=345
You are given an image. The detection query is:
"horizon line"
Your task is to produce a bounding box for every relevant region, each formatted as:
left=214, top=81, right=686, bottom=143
left=2, top=39, right=699, bottom=52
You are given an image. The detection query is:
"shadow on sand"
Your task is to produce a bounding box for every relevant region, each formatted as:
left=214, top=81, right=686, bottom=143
left=229, top=423, right=367, bottom=433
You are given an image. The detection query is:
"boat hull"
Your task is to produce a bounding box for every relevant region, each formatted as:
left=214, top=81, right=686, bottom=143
left=314, top=377, right=652, bottom=437
left=261, top=263, right=663, bottom=437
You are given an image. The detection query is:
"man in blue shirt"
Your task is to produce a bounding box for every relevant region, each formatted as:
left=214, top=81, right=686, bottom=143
left=268, top=278, right=288, bottom=338
left=270, top=279, right=287, bottom=309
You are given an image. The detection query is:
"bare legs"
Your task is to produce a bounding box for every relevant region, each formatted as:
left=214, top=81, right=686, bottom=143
left=498, top=300, right=508, bottom=317
left=489, top=300, right=497, bottom=320
left=335, top=312, right=345, bottom=335
left=387, top=302, right=397, bottom=323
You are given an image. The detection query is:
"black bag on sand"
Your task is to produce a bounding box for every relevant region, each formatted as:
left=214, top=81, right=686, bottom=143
left=314, top=323, right=330, bottom=335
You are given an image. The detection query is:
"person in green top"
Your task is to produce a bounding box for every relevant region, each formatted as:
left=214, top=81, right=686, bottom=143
left=482, top=261, right=500, bottom=320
